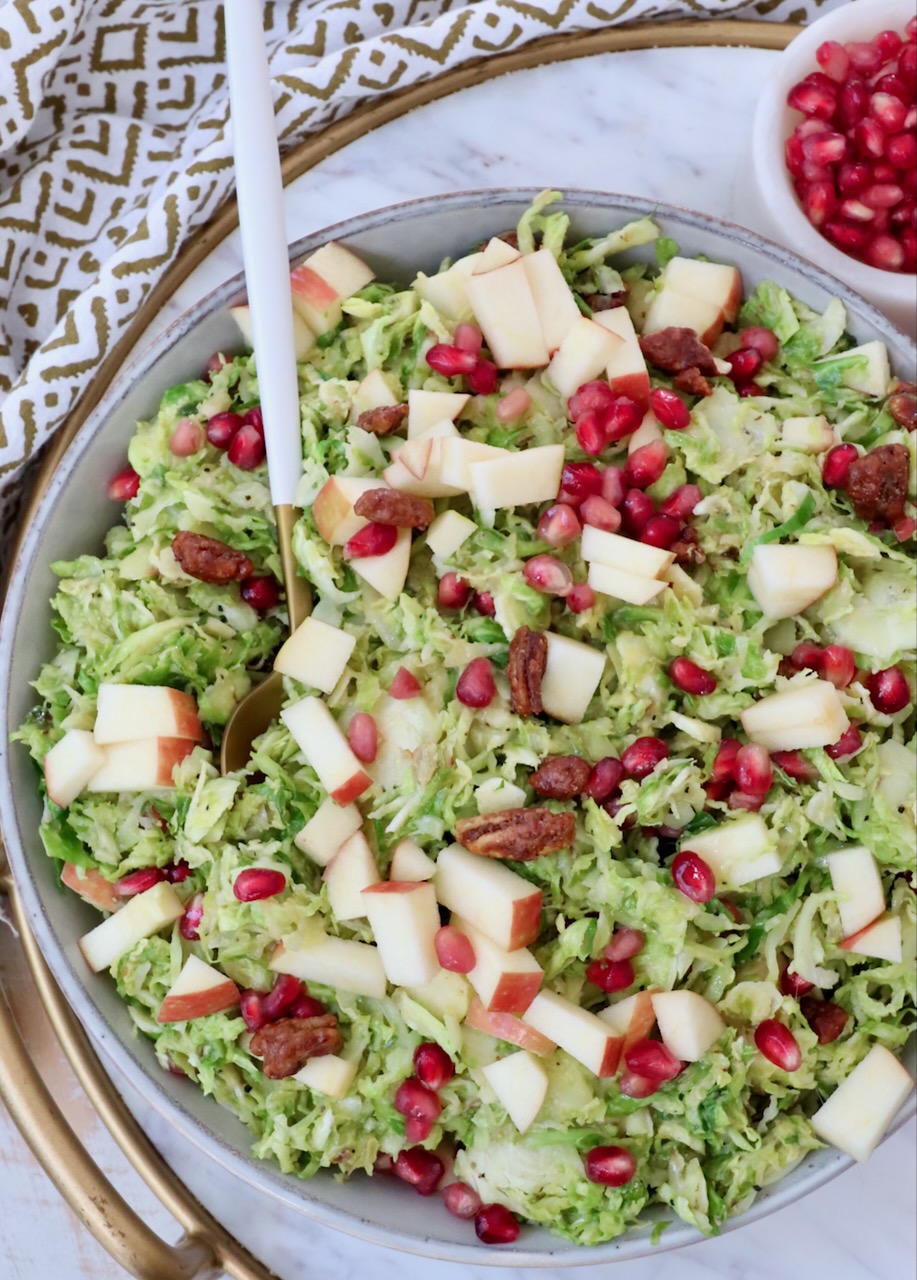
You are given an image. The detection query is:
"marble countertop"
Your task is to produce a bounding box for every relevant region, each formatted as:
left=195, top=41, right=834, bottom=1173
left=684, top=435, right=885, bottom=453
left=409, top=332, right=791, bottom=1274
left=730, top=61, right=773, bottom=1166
left=1, top=40, right=914, bottom=1280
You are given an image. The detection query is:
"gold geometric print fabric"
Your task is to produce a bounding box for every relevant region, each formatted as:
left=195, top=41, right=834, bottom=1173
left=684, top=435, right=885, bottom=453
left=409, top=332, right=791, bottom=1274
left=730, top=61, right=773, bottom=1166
left=0, top=0, right=832, bottom=534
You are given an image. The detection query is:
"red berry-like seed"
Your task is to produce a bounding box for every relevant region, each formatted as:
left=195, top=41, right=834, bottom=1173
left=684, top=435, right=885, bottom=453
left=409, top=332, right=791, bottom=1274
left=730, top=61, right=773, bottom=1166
left=605, top=927, right=645, bottom=962
left=640, top=513, right=681, bottom=549
left=240, top=576, right=281, bottom=611
left=734, top=743, right=773, bottom=797
left=442, top=1182, right=482, bottom=1220
left=438, top=571, right=472, bottom=610
left=660, top=484, right=702, bottom=521
left=344, top=522, right=397, bottom=560
left=800, top=997, right=849, bottom=1045
left=712, top=737, right=741, bottom=784
left=413, top=1043, right=455, bottom=1091
left=625, top=440, right=668, bottom=489
left=434, top=925, right=476, bottom=974
left=289, top=994, right=327, bottom=1019
left=618, top=1071, right=658, bottom=1099
left=233, top=867, right=287, bottom=901
left=601, top=465, right=626, bottom=508
left=569, top=380, right=615, bottom=422
left=669, top=656, right=717, bottom=695
left=115, top=867, right=166, bottom=897
left=227, top=424, right=266, bottom=470
left=649, top=387, right=691, bottom=430
left=206, top=411, right=244, bottom=449
left=473, top=591, right=496, bottom=617
left=772, top=751, right=819, bottom=782
left=576, top=410, right=607, bottom=456
left=393, top=1148, right=445, bottom=1196
left=580, top=494, right=622, bottom=532
left=621, top=737, right=669, bottom=779
left=456, top=657, right=496, bottom=708
left=523, top=554, right=573, bottom=596
left=389, top=666, right=421, bottom=699
left=179, top=893, right=204, bottom=941
left=621, top=488, right=655, bottom=535
left=566, top=583, right=596, bottom=614
left=108, top=466, right=141, bottom=501
left=866, top=665, right=911, bottom=714
left=347, top=712, right=378, bottom=764
left=558, top=461, right=604, bottom=506
left=826, top=723, right=864, bottom=760
left=822, top=443, right=859, bottom=488
left=475, top=1204, right=520, bottom=1245
left=755, top=1019, right=802, bottom=1071
left=779, top=963, right=815, bottom=998
left=672, top=850, right=716, bottom=904
left=586, top=957, right=634, bottom=993
left=240, top=990, right=268, bottom=1033
left=603, top=395, right=645, bottom=442
left=584, top=756, right=624, bottom=802
left=584, top=1146, right=637, bottom=1187
left=468, top=359, right=499, bottom=395
left=537, top=503, right=581, bottom=547
left=426, top=344, right=477, bottom=377
left=453, top=323, right=483, bottom=355
left=261, top=974, right=303, bottom=1020
left=819, top=644, right=856, bottom=689
left=624, top=1038, right=682, bottom=1082
left=394, top=1077, right=442, bottom=1124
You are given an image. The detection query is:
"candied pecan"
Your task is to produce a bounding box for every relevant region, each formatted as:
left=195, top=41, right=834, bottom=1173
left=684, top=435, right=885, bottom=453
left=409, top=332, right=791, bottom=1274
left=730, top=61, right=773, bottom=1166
left=250, top=1014, right=342, bottom=1079
left=356, top=403, right=409, bottom=435
left=846, top=443, right=910, bottom=525
left=583, top=290, right=628, bottom=312
left=799, top=997, right=848, bottom=1046
left=507, top=626, right=547, bottom=717
left=639, top=327, right=718, bottom=376
left=455, top=807, right=575, bottom=861
left=673, top=366, right=714, bottom=398
left=172, top=531, right=253, bottom=583
left=353, top=488, right=434, bottom=529
left=530, top=755, right=592, bottom=799
left=887, top=381, right=916, bottom=432
left=671, top=525, right=706, bottom=566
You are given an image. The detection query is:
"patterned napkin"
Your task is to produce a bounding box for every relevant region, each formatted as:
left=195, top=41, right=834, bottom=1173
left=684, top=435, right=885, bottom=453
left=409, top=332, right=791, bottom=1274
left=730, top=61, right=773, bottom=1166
left=0, top=0, right=838, bottom=545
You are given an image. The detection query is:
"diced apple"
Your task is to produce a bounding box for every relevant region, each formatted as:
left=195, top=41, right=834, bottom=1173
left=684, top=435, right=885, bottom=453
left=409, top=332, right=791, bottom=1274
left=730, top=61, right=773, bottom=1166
left=414, top=263, right=475, bottom=322
left=384, top=424, right=463, bottom=498
left=323, top=831, right=380, bottom=921
left=481, top=1050, right=549, bottom=1134
left=397, top=437, right=433, bottom=481
left=464, top=996, right=557, bottom=1056
left=540, top=632, right=606, bottom=724
left=289, top=242, right=375, bottom=334
left=452, top=916, right=543, bottom=1013
left=643, top=288, right=724, bottom=346
left=545, top=316, right=621, bottom=401
left=294, top=798, right=363, bottom=867
left=230, top=304, right=316, bottom=360
left=157, top=954, right=240, bottom=1024
left=426, top=510, right=477, bottom=559
left=94, top=684, right=205, bottom=746
left=522, top=990, right=622, bottom=1078
left=350, top=526, right=411, bottom=601
left=434, top=843, right=542, bottom=951
left=597, top=990, right=657, bottom=1060
left=594, top=308, right=651, bottom=403
left=650, top=990, right=725, bottom=1062
left=362, top=881, right=440, bottom=988
left=840, top=913, right=903, bottom=963
left=438, top=437, right=508, bottom=492
left=404, top=968, right=472, bottom=1022
left=814, top=341, right=891, bottom=398
left=79, top=881, right=184, bottom=973
left=580, top=525, right=674, bottom=577
left=280, top=696, right=372, bottom=805
left=293, top=1053, right=358, bottom=1099
left=587, top=562, right=669, bottom=606
left=270, top=935, right=386, bottom=999
left=628, top=412, right=663, bottom=454
left=469, top=444, right=564, bottom=511
left=86, top=738, right=195, bottom=792
left=407, top=389, right=469, bottom=439
left=747, top=544, right=838, bottom=620
left=44, top=730, right=107, bottom=809
left=781, top=415, right=837, bottom=453
left=475, top=778, right=527, bottom=815
left=352, top=369, right=398, bottom=417
left=61, top=863, right=121, bottom=913
left=684, top=814, right=783, bottom=888
left=811, top=1044, right=913, bottom=1162
left=472, top=237, right=522, bottom=273
left=312, top=475, right=379, bottom=546
left=390, top=838, right=436, bottom=882
left=741, top=679, right=849, bottom=752
left=466, top=259, right=550, bottom=369
left=523, top=248, right=581, bottom=353
left=645, top=257, right=742, bottom=343
left=826, top=846, right=886, bottom=938
left=273, top=616, right=355, bottom=693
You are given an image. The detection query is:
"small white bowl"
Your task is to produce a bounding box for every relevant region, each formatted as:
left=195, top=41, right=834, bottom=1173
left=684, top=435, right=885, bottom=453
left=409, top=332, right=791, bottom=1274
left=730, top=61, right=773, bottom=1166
left=737, top=0, right=916, bottom=338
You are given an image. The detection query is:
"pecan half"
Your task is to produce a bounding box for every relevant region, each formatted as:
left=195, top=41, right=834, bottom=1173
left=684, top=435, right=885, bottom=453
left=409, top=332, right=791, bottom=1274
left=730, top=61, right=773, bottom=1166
left=356, top=403, right=409, bottom=435
left=455, top=807, right=575, bottom=861
left=353, top=488, right=434, bottom=529
left=250, top=1014, right=342, bottom=1080
left=886, top=383, right=916, bottom=431
left=507, top=626, right=547, bottom=717
left=671, top=525, right=706, bottom=565
left=583, top=290, right=628, bottom=312
left=172, top=531, right=253, bottom=583
left=639, top=327, right=718, bottom=376
left=673, top=366, right=713, bottom=398
left=846, top=443, right=909, bottom=525
left=530, top=755, right=591, bottom=799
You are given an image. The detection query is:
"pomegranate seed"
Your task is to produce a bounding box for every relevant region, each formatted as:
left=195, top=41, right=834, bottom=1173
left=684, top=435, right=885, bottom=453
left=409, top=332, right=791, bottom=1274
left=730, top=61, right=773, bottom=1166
left=826, top=723, right=864, bottom=760
left=755, top=1019, right=802, bottom=1071
left=242, top=407, right=264, bottom=436
left=204, top=351, right=229, bottom=379
left=166, top=859, right=190, bottom=882
left=390, top=666, right=421, bottom=699
left=846, top=41, right=883, bottom=75
left=822, top=443, right=859, bottom=488
left=728, top=790, right=764, bottom=812
left=800, top=996, right=849, bottom=1045
left=865, top=233, right=906, bottom=270
left=584, top=1145, right=637, bottom=1187
left=672, top=850, right=716, bottom=904
left=496, top=386, right=531, bottom=423
left=468, top=359, right=499, bottom=395
left=801, top=130, right=848, bottom=165
left=227, top=424, right=265, bottom=470
left=240, top=576, right=281, bottom=611
left=876, top=29, right=903, bottom=59
left=625, top=440, right=668, bottom=489
left=438, top=572, right=472, bottom=610
left=601, top=465, right=626, bottom=507
left=625, top=1038, right=682, bottom=1082
left=413, top=1043, right=454, bottom=1091
left=819, top=645, right=856, bottom=689
left=567, top=583, right=596, bottom=613
left=587, top=957, right=634, bottom=993
left=902, top=225, right=917, bottom=269
left=618, top=1070, right=659, bottom=1099
left=660, top=484, right=702, bottom=521
left=289, top=994, right=327, bottom=1019
left=649, top=387, right=691, bottom=430
left=640, top=513, right=681, bottom=549
left=261, top=974, right=303, bottom=1020
left=395, top=1077, right=442, bottom=1125
left=426, top=343, right=477, bottom=377
left=622, top=736, right=669, bottom=779
left=779, top=962, right=815, bottom=998
left=434, top=925, right=476, bottom=974
left=838, top=162, right=872, bottom=195
left=730, top=346, right=767, bottom=382
left=894, top=515, right=917, bottom=541
left=344, top=522, right=397, bottom=560
left=855, top=118, right=887, bottom=159
left=179, top=893, right=204, bottom=941
left=456, top=657, right=496, bottom=708
left=580, top=495, right=622, bottom=531
left=720, top=899, right=743, bottom=924
left=888, top=133, right=917, bottom=169
left=839, top=198, right=878, bottom=224
left=233, top=867, right=286, bottom=901
left=475, top=1203, right=520, bottom=1245
left=523, top=554, right=573, bottom=596
left=867, top=665, right=911, bottom=713
left=621, top=488, right=655, bottom=535
left=734, top=744, right=773, bottom=797
left=559, top=462, right=603, bottom=505
left=712, top=738, right=741, bottom=783
left=669, top=656, right=717, bottom=696
left=603, top=395, right=645, bottom=443
left=605, top=927, right=645, bottom=962
left=108, top=466, right=140, bottom=501
left=569, top=380, right=615, bottom=421
left=862, top=181, right=906, bottom=209
left=876, top=71, right=911, bottom=101
left=816, top=39, right=850, bottom=82
left=585, top=756, right=625, bottom=802
left=473, top=591, right=496, bottom=616
left=169, top=417, right=205, bottom=456
left=870, top=93, right=908, bottom=133
left=394, top=1148, right=444, bottom=1197
left=206, top=410, right=243, bottom=449
left=787, top=78, right=837, bottom=119
left=240, top=991, right=268, bottom=1033
left=453, top=323, right=483, bottom=355
left=838, top=79, right=869, bottom=128
left=115, top=867, right=166, bottom=897
left=824, top=218, right=872, bottom=253
left=537, top=503, right=581, bottom=547
left=347, top=712, right=378, bottom=763
left=442, top=1182, right=481, bottom=1220
left=772, top=750, right=819, bottom=782
left=576, top=410, right=607, bottom=456
left=901, top=41, right=917, bottom=86
left=785, top=134, right=805, bottom=177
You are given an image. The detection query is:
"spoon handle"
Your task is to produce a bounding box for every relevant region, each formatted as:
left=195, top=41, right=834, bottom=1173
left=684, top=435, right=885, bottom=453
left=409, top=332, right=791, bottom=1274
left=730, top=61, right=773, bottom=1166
left=225, top=0, right=301, bottom=508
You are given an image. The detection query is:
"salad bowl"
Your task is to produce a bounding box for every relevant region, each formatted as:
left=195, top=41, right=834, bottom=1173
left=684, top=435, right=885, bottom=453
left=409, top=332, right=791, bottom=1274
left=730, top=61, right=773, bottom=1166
left=0, top=189, right=914, bottom=1266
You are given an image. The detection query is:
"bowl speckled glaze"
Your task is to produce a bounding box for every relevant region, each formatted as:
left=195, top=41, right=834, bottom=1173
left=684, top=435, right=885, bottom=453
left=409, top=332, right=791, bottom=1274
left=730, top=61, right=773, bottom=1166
left=1, top=190, right=914, bottom=1267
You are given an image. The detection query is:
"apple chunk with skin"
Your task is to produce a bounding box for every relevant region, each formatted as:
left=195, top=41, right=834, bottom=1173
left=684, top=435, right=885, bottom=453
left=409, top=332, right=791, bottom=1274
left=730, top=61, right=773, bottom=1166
left=598, top=990, right=657, bottom=1063
left=469, top=444, right=564, bottom=511
left=466, top=258, right=550, bottom=370
left=289, top=242, right=375, bottom=334
left=540, top=632, right=606, bottom=724
left=408, top=389, right=469, bottom=439
left=465, top=996, right=557, bottom=1056
left=811, top=1044, right=913, bottom=1162
left=362, top=881, right=441, bottom=988
left=546, top=316, right=621, bottom=400
left=581, top=526, right=674, bottom=578
left=323, top=830, right=380, bottom=921
left=79, top=881, right=184, bottom=973
left=157, top=954, right=240, bottom=1024
left=426, top=510, right=477, bottom=560
left=230, top=303, right=315, bottom=361
left=594, top=308, right=651, bottom=403
left=86, top=737, right=196, bottom=792
left=94, top=684, right=206, bottom=745
left=650, top=990, right=725, bottom=1062
left=434, top=843, right=542, bottom=951
left=826, top=846, right=886, bottom=938
left=62, top=862, right=122, bottom=913
left=523, top=248, right=581, bottom=353
left=44, top=730, right=106, bottom=809
left=643, top=257, right=742, bottom=345
left=352, top=368, right=398, bottom=416
left=280, top=696, right=372, bottom=805
left=746, top=544, right=838, bottom=620
left=350, top=526, right=412, bottom=601
left=294, top=798, right=363, bottom=867
left=452, top=916, right=543, bottom=1013
left=587, top=563, right=668, bottom=607
left=683, top=813, right=783, bottom=888
left=273, top=616, right=356, bottom=693
left=390, top=838, right=436, bottom=882
left=523, top=990, right=622, bottom=1077
left=840, top=912, right=902, bottom=963
left=271, top=934, right=386, bottom=999
left=741, top=679, right=849, bottom=752
left=481, top=1050, right=549, bottom=1134
left=313, top=476, right=380, bottom=546
left=294, top=1054, right=358, bottom=1099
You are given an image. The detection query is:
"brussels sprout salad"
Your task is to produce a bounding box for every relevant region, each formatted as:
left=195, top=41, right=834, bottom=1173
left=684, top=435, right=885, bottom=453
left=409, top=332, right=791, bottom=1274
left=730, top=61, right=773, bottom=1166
left=16, top=193, right=916, bottom=1248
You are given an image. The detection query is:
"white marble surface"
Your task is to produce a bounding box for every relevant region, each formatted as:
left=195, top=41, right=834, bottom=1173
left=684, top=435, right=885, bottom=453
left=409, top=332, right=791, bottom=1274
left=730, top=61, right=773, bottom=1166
left=1, top=43, right=914, bottom=1280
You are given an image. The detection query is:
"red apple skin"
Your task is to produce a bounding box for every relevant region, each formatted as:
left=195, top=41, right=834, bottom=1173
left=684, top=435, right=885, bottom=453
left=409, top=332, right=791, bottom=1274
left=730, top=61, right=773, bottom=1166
left=507, top=891, right=544, bottom=951
left=313, top=478, right=348, bottom=544
left=465, top=997, right=556, bottom=1055
left=330, top=769, right=373, bottom=806
left=621, top=992, right=657, bottom=1061
left=167, top=689, right=207, bottom=743
left=290, top=265, right=338, bottom=311
left=157, top=978, right=241, bottom=1024
left=485, top=971, right=543, bottom=1015
left=61, top=862, right=121, bottom=913
left=596, top=1034, right=624, bottom=1078
left=839, top=918, right=884, bottom=951
left=363, top=880, right=427, bottom=895
left=608, top=370, right=651, bottom=405
left=156, top=738, right=196, bottom=784
left=720, top=271, right=743, bottom=324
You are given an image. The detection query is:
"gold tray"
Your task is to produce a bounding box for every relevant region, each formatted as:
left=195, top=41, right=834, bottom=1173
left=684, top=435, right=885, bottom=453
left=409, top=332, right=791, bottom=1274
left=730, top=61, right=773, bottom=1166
left=0, top=19, right=797, bottom=1279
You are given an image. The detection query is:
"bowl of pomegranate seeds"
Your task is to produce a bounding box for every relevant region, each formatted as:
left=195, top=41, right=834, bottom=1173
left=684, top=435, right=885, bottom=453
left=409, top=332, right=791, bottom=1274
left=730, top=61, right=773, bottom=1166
left=741, top=0, right=916, bottom=338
